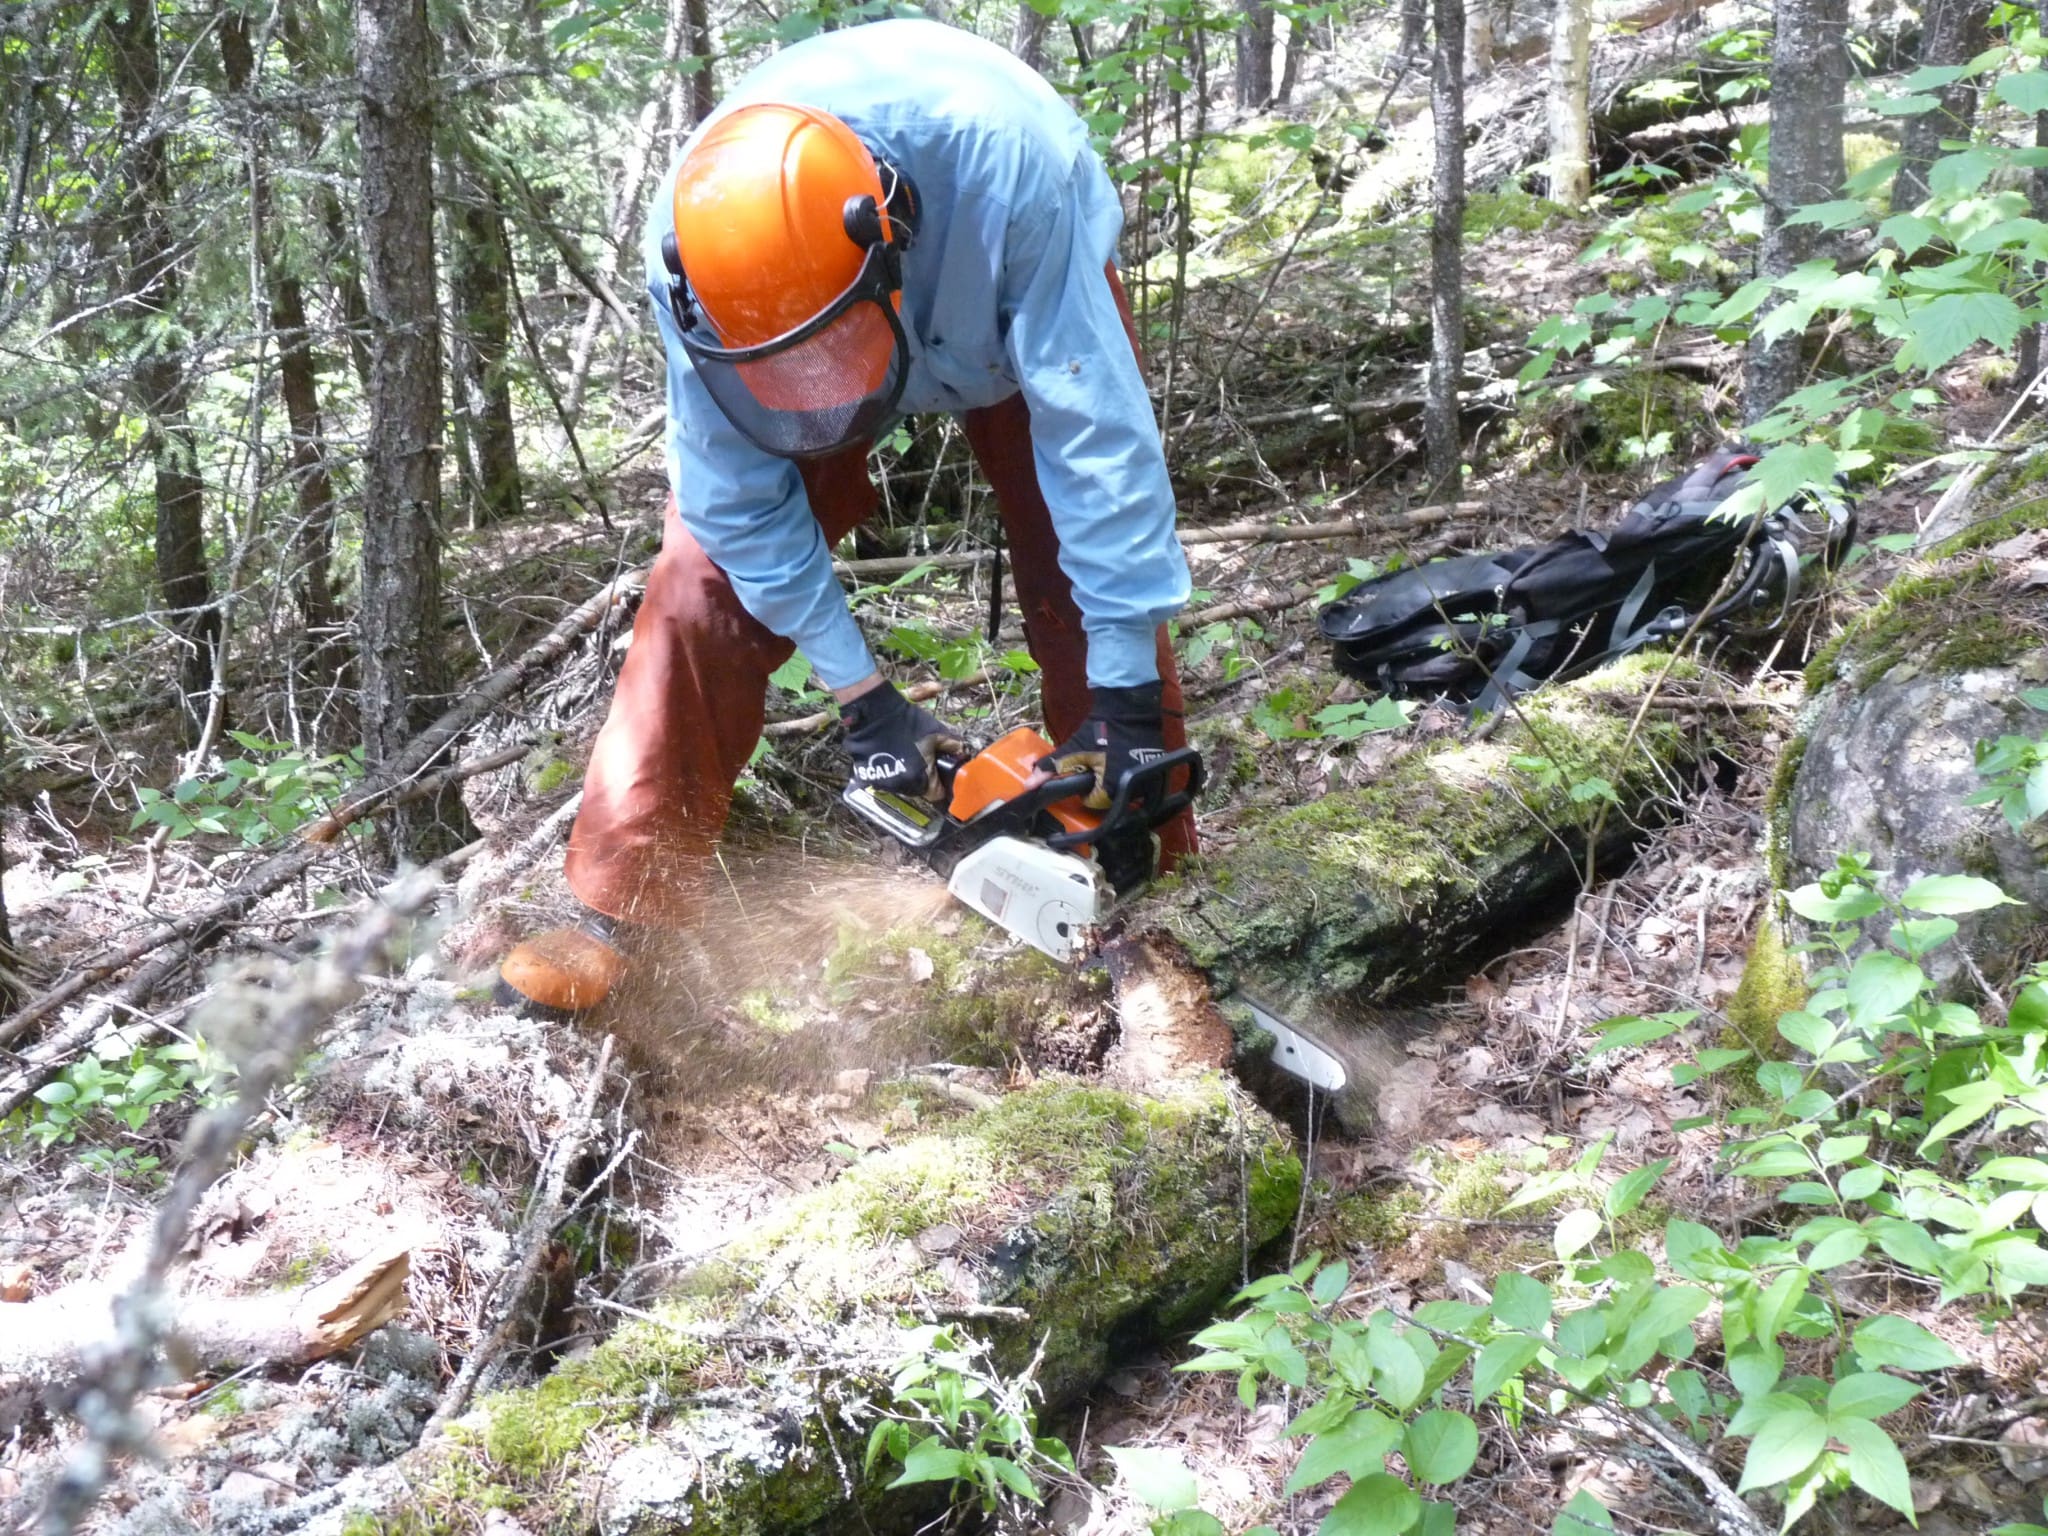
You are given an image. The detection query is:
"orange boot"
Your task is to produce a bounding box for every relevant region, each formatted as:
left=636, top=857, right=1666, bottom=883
left=497, top=912, right=628, bottom=1015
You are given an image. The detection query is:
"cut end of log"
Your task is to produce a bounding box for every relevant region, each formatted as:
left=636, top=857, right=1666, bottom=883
left=295, top=1244, right=413, bottom=1358
left=1101, top=932, right=1235, bottom=1091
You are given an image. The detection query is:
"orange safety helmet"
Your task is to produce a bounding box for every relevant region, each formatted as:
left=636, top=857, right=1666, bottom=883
left=659, top=103, right=920, bottom=459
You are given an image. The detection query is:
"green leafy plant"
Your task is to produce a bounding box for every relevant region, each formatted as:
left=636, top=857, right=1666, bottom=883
left=1969, top=687, right=2048, bottom=830
left=1164, top=853, right=2048, bottom=1532
left=131, top=732, right=363, bottom=847
left=12, top=1035, right=232, bottom=1153
left=864, top=1325, right=1074, bottom=1517
left=1252, top=686, right=1412, bottom=743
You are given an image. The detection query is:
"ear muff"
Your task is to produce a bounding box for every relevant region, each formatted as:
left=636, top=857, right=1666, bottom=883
left=659, top=229, right=695, bottom=333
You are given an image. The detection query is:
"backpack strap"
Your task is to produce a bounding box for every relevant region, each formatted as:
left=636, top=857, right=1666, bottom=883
left=1471, top=618, right=1562, bottom=716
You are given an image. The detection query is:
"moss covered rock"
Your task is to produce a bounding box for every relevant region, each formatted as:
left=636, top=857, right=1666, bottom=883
left=1150, top=655, right=1712, bottom=1009
left=346, top=1079, right=1300, bottom=1536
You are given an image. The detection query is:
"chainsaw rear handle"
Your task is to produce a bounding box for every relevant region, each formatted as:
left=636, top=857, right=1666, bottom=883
left=1046, top=747, right=1205, bottom=851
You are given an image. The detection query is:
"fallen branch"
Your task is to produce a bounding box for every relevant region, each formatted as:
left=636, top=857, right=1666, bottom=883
left=36, top=873, right=444, bottom=1536
left=0, top=840, right=481, bottom=1124
left=831, top=503, right=1479, bottom=580
left=0, top=561, right=646, bottom=1046
left=423, top=1036, right=615, bottom=1439
left=0, top=1244, right=411, bottom=1393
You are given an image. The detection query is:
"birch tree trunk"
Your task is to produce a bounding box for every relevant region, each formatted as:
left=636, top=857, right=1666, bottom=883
left=1425, top=0, right=1467, bottom=501
left=356, top=0, right=471, bottom=855
left=1546, top=0, right=1594, bottom=206
left=1744, top=0, right=1846, bottom=423
left=107, top=0, right=219, bottom=746
left=1891, top=0, right=1992, bottom=210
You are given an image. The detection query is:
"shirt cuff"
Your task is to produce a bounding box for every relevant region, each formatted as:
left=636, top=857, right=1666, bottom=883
left=802, top=607, right=880, bottom=693
left=1086, top=621, right=1162, bottom=689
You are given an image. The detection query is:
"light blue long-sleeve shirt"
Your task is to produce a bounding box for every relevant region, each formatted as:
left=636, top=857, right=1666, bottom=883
left=640, top=18, right=1190, bottom=691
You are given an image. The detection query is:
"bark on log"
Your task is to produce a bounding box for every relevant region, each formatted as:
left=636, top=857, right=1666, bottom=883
left=0, top=1245, right=410, bottom=1410
left=1146, top=657, right=1715, bottom=1042
left=299, top=1079, right=1300, bottom=1535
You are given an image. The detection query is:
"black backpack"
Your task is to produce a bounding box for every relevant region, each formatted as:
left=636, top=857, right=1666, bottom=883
left=1316, top=446, right=1852, bottom=710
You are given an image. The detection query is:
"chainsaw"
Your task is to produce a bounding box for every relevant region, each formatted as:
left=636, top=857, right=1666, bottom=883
left=842, top=725, right=1201, bottom=965
left=842, top=727, right=1354, bottom=1098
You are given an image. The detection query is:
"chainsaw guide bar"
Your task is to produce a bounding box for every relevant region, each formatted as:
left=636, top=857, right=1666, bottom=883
left=843, top=731, right=1345, bottom=1093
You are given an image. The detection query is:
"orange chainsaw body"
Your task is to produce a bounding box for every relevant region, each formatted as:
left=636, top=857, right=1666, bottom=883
left=947, top=726, right=1099, bottom=843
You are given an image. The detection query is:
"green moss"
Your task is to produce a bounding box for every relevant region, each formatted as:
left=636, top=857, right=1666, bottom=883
left=1821, top=564, right=2039, bottom=691
left=1764, top=734, right=1809, bottom=891
left=1724, top=920, right=1805, bottom=1058
left=1163, top=657, right=1707, bottom=1001
left=1433, top=1152, right=1514, bottom=1219
left=816, top=923, right=1095, bottom=1067
left=736, top=987, right=808, bottom=1036
left=1465, top=188, right=1570, bottom=238
left=1930, top=492, right=2048, bottom=559
left=480, top=1304, right=711, bottom=1478
left=528, top=756, right=578, bottom=796
left=1577, top=373, right=1708, bottom=470
left=1842, top=133, right=1894, bottom=186
left=1324, top=1184, right=1424, bottom=1250
left=378, top=1083, right=1297, bottom=1533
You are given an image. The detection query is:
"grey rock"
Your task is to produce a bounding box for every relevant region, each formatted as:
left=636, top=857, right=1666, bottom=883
left=1787, top=659, right=2048, bottom=985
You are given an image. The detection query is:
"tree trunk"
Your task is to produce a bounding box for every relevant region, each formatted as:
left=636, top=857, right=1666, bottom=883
left=1277, top=12, right=1306, bottom=103
left=219, top=15, right=347, bottom=707
left=1400, top=0, right=1429, bottom=58
left=1466, top=0, right=1499, bottom=75
left=1425, top=0, right=1467, bottom=501
left=1013, top=2, right=1052, bottom=71
left=0, top=836, right=18, bottom=1013
left=1744, top=0, right=1847, bottom=424
left=1235, top=0, right=1274, bottom=109
left=444, top=165, right=524, bottom=528
left=1146, top=658, right=1710, bottom=1042
left=356, top=0, right=471, bottom=856
left=2020, top=109, right=2048, bottom=405
left=682, top=0, right=716, bottom=129
left=1891, top=0, right=1991, bottom=210
left=278, top=0, right=375, bottom=391
left=1546, top=0, right=1594, bottom=205
left=107, top=0, right=219, bottom=745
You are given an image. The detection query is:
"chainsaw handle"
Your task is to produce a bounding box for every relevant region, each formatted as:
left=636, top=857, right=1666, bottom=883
left=1045, top=747, right=1205, bottom=851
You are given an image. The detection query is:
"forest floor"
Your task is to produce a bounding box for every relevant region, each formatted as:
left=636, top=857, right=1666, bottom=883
left=7, top=23, right=2048, bottom=1527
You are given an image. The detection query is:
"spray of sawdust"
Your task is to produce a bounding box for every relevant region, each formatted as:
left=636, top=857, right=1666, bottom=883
left=586, top=852, right=960, bottom=1104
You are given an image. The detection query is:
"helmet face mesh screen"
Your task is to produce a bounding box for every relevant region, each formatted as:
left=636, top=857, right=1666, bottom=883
left=685, top=298, right=907, bottom=460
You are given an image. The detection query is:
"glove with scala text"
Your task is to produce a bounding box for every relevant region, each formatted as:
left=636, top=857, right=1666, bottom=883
left=840, top=681, right=967, bottom=802
left=1038, top=682, right=1173, bottom=811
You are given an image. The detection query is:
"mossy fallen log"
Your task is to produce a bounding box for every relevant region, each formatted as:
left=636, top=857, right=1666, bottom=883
left=325, top=1079, right=1298, bottom=1536
left=1151, top=656, right=1714, bottom=1010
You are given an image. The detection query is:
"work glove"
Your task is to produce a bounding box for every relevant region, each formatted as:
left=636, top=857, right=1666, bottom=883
left=840, top=681, right=967, bottom=803
left=1038, top=682, right=1173, bottom=812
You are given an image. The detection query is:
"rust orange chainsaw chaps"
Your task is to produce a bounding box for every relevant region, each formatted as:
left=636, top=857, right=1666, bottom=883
left=561, top=264, right=1195, bottom=931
